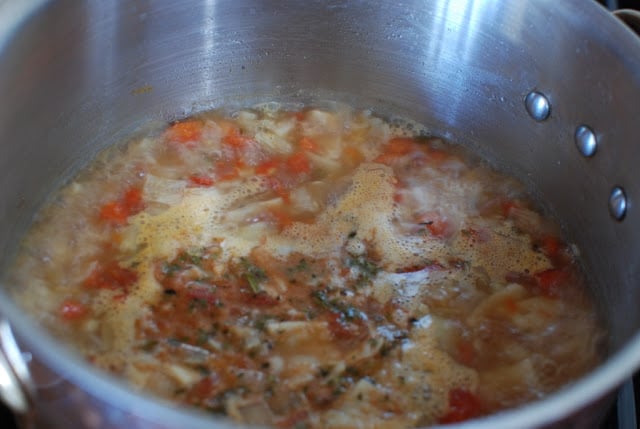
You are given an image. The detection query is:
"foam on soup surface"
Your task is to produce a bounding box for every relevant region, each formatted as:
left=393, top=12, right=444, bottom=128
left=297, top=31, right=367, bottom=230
left=10, top=104, right=604, bottom=427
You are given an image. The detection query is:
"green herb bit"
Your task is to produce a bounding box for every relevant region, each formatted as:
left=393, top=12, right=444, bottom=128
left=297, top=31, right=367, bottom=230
left=240, top=257, right=267, bottom=293
left=343, top=305, right=362, bottom=321
left=288, top=258, right=310, bottom=274
left=162, top=262, right=182, bottom=277
left=318, top=367, right=331, bottom=378
left=347, top=255, right=380, bottom=286
left=189, top=298, right=208, bottom=311
left=312, top=290, right=364, bottom=321
left=141, top=339, right=158, bottom=352
left=345, top=366, right=361, bottom=377
left=178, top=251, right=203, bottom=267
left=196, top=365, right=210, bottom=375
left=167, top=338, right=183, bottom=347
left=253, top=314, right=274, bottom=331
left=196, top=329, right=210, bottom=345
left=246, top=273, right=262, bottom=293
left=163, top=250, right=205, bottom=277
left=380, top=344, right=394, bottom=357
left=311, top=290, right=332, bottom=309
left=414, top=134, right=434, bottom=144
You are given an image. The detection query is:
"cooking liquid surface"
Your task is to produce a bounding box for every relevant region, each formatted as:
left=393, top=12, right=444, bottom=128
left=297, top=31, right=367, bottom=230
left=10, top=104, right=604, bottom=428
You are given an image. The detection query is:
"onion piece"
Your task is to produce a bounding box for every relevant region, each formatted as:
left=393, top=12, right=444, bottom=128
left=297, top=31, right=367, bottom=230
left=143, top=174, right=187, bottom=205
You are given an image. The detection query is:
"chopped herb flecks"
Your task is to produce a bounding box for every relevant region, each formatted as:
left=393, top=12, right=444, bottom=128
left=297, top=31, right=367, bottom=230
left=240, top=257, right=267, bottom=293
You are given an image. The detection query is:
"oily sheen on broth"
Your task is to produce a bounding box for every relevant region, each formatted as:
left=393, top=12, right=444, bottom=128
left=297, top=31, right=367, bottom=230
left=9, top=103, right=604, bottom=428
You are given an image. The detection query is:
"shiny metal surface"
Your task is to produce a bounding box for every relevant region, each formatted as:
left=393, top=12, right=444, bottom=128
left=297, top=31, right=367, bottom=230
left=0, top=322, right=29, bottom=414
left=575, top=125, right=598, bottom=157
left=615, top=9, right=640, bottom=35
left=609, top=187, right=628, bottom=221
left=616, top=379, right=638, bottom=429
left=0, top=320, right=34, bottom=428
left=524, top=91, right=551, bottom=122
left=0, top=0, right=640, bottom=428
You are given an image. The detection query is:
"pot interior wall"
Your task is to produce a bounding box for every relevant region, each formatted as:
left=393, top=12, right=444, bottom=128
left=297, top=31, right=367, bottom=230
left=1, top=0, right=640, bottom=406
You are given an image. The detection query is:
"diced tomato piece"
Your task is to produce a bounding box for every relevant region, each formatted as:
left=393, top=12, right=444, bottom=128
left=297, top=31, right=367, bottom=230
left=507, top=268, right=568, bottom=297
left=235, top=157, right=246, bottom=170
left=188, top=375, right=215, bottom=398
left=373, top=137, right=418, bottom=165
left=305, top=382, right=336, bottom=408
left=373, top=153, right=394, bottom=165
left=505, top=271, right=537, bottom=288
left=387, top=137, right=418, bottom=155
left=99, top=201, right=129, bottom=225
left=166, top=120, right=202, bottom=144
left=504, top=296, right=519, bottom=314
left=248, top=292, right=279, bottom=307
left=395, top=261, right=445, bottom=273
left=184, top=373, right=223, bottom=405
left=223, top=127, right=248, bottom=147
left=326, top=312, right=367, bottom=343
left=188, top=174, right=214, bottom=187
left=255, top=158, right=282, bottom=176
left=439, top=388, right=482, bottom=424
left=214, top=161, right=240, bottom=182
left=60, top=299, right=87, bottom=321
left=327, top=313, right=355, bottom=340
left=298, top=136, right=318, bottom=152
left=540, top=235, right=561, bottom=258
left=84, top=261, right=138, bottom=292
left=188, top=286, right=217, bottom=304
left=535, top=268, right=568, bottom=297
left=268, top=207, right=293, bottom=229
left=426, top=148, right=450, bottom=163
left=426, top=218, right=451, bottom=238
left=539, top=235, right=572, bottom=267
left=395, top=265, right=426, bottom=274
left=501, top=199, right=520, bottom=218
left=98, top=186, right=144, bottom=226
left=417, top=211, right=455, bottom=239
left=265, top=177, right=290, bottom=203
left=286, top=151, right=311, bottom=175
left=123, top=187, right=143, bottom=213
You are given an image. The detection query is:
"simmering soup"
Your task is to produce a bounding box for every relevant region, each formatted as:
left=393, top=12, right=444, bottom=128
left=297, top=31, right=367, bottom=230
left=10, top=103, right=604, bottom=427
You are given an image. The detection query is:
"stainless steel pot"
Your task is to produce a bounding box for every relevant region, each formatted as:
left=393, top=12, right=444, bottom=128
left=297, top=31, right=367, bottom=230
left=0, top=1, right=639, bottom=428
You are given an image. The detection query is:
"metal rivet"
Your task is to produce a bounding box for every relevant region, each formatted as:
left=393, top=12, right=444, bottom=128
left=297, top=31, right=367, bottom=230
left=575, top=125, right=597, bottom=157
left=524, top=91, right=551, bottom=122
left=609, top=186, right=627, bottom=221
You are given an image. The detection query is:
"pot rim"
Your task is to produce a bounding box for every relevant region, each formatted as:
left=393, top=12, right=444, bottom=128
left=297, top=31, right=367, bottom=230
left=1, top=0, right=640, bottom=427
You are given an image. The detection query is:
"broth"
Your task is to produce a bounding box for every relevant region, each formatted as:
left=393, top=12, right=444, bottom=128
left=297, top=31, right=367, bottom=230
left=10, top=103, right=604, bottom=428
